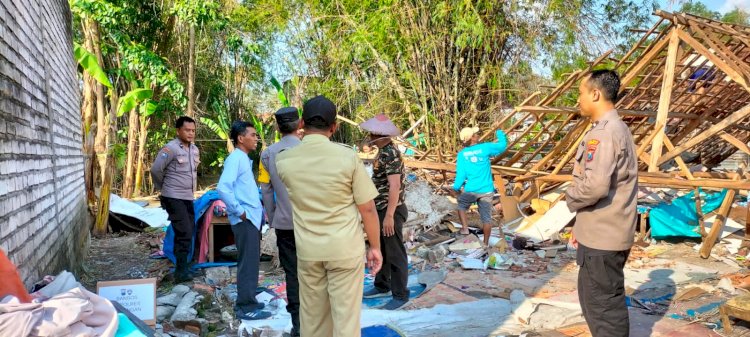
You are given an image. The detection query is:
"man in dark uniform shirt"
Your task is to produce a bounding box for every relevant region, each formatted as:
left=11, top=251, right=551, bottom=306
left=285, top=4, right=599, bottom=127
left=151, top=116, right=199, bottom=283
left=360, top=114, right=410, bottom=310
left=566, top=69, right=638, bottom=337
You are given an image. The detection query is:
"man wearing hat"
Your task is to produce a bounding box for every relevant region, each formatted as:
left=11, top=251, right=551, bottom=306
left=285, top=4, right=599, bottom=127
left=453, top=127, right=508, bottom=246
left=259, top=107, right=302, bottom=336
left=276, top=95, right=383, bottom=337
left=360, top=114, right=410, bottom=310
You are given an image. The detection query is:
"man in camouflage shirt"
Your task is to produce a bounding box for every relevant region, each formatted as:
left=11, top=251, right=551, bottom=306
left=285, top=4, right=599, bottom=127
left=360, top=114, right=410, bottom=310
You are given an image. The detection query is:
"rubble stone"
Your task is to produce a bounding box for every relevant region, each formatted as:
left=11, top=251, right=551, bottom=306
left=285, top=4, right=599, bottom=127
left=204, top=266, right=232, bottom=286
left=172, top=285, right=191, bottom=297
left=157, top=305, right=176, bottom=321
left=157, top=293, right=183, bottom=307
left=171, top=291, right=204, bottom=322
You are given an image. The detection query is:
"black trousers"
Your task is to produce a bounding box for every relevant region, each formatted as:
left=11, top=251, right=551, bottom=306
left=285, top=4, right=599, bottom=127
left=160, top=196, right=195, bottom=270
left=577, top=243, right=631, bottom=337
left=276, top=229, right=300, bottom=330
left=374, top=204, right=410, bottom=301
left=232, top=219, right=261, bottom=312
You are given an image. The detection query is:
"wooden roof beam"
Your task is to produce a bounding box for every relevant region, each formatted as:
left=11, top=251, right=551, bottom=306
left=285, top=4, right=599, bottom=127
left=676, top=28, right=750, bottom=92
left=657, top=102, right=750, bottom=166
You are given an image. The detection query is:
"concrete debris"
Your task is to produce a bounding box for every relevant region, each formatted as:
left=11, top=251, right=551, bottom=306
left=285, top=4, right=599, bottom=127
left=172, top=285, right=191, bottom=297
left=157, top=305, right=176, bottom=321
left=157, top=293, right=184, bottom=307
left=171, top=291, right=204, bottom=322
left=204, top=266, right=232, bottom=286
left=719, top=277, right=737, bottom=294
left=404, top=180, right=454, bottom=228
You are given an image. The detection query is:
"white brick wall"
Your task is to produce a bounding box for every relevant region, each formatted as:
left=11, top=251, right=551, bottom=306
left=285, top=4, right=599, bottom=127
left=0, top=0, right=90, bottom=286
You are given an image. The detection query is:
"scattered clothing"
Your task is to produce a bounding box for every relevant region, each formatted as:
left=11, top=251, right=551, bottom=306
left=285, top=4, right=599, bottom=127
left=0, top=287, right=118, bottom=337
left=0, top=249, right=32, bottom=303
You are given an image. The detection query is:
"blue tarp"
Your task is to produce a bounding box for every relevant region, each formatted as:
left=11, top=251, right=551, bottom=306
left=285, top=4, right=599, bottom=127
left=362, top=325, right=404, bottom=337
left=650, top=188, right=728, bottom=240
left=163, top=191, right=220, bottom=264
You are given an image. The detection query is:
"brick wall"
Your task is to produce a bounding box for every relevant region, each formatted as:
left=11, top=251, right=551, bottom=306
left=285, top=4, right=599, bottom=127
left=0, top=0, right=91, bottom=286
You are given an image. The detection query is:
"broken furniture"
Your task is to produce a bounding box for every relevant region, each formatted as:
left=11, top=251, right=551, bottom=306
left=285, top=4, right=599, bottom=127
left=208, top=216, right=232, bottom=262
left=720, top=294, right=750, bottom=333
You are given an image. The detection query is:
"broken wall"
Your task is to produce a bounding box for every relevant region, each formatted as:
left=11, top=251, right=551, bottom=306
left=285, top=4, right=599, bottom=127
left=0, top=0, right=91, bottom=286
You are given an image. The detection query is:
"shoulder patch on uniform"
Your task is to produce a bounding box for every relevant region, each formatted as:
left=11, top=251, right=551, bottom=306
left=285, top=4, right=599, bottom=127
left=161, top=146, right=171, bottom=153
left=586, top=139, right=599, bottom=162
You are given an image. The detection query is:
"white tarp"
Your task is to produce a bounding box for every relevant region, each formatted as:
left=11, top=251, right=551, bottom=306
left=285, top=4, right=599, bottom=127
left=108, top=194, right=170, bottom=228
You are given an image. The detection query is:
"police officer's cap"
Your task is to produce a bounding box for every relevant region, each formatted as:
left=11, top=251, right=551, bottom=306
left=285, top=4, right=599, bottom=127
left=275, top=107, right=299, bottom=124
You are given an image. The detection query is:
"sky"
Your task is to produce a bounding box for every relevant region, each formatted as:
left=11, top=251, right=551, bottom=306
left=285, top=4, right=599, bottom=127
left=657, top=0, right=750, bottom=13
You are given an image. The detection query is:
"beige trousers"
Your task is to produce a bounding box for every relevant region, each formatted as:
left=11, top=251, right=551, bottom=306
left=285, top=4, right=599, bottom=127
left=298, top=255, right=364, bottom=337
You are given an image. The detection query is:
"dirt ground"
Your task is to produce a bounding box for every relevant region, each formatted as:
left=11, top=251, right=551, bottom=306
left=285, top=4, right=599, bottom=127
left=79, top=232, right=166, bottom=290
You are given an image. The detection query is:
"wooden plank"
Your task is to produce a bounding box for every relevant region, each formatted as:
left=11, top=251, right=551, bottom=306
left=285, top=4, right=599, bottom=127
left=676, top=28, right=750, bottom=91
left=719, top=131, right=750, bottom=156
left=514, top=106, right=706, bottom=120
left=699, top=187, right=737, bottom=259
left=403, top=159, right=550, bottom=176
left=479, top=92, right=541, bottom=142
left=657, top=103, right=750, bottom=166
left=616, top=18, right=666, bottom=69
left=619, top=36, right=671, bottom=90
left=532, top=174, right=750, bottom=190
left=694, top=187, right=706, bottom=237
left=688, top=21, right=750, bottom=76
left=637, top=123, right=665, bottom=158
left=650, top=30, right=680, bottom=172
left=663, top=136, right=695, bottom=180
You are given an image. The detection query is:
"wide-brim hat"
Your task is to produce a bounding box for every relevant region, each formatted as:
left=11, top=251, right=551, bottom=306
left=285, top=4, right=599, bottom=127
left=360, top=114, right=401, bottom=136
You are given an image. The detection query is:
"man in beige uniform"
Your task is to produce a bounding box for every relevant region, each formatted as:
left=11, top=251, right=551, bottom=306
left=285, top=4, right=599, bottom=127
left=276, top=95, right=383, bottom=337
left=566, top=69, right=637, bottom=337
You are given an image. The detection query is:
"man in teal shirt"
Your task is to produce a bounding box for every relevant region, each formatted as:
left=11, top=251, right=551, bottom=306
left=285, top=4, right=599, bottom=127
left=453, top=127, right=508, bottom=246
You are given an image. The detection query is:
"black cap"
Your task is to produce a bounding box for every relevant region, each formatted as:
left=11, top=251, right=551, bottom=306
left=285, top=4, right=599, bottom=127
left=274, top=107, right=299, bottom=124
left=302, top=95, right=336, bottom=127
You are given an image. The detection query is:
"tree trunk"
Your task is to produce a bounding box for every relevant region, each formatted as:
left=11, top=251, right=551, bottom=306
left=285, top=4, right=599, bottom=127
left=122, top=108, right=139, bottom=198
left=134, top=115, right=150, bottom=197
left=81, top=20, right=97, bottom=205
left=94, top=158, right=113, bottom=236
left=89, top=20, right=108, bottom=185
left=187, top=24, right=195, bottom=117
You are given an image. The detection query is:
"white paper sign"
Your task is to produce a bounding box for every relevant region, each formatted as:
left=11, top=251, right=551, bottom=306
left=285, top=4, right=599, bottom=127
left=97, top=278, right=157, bottom=325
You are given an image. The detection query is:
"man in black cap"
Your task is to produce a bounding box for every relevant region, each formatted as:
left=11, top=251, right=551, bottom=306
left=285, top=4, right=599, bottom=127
left=259, top=107, right=302, bottom=336
left=276, top=95, right=383, bottom=337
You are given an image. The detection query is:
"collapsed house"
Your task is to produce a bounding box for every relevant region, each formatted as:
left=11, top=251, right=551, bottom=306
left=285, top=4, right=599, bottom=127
left=404, top=10, right=750, bottom=259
